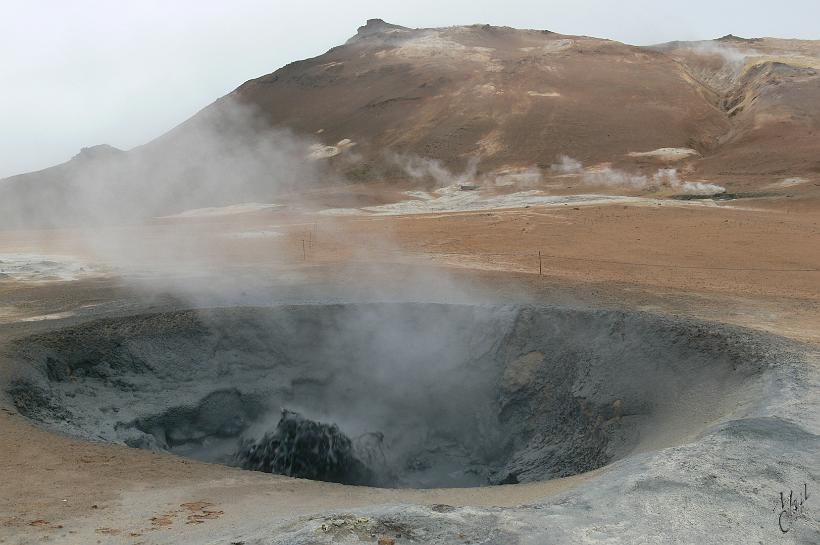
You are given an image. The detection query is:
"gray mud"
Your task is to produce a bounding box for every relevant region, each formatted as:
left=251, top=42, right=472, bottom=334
left=3, top=303, right=791, bottom=490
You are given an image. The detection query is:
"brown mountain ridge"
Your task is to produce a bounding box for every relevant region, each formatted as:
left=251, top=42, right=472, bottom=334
left=2, top=20, right=819, bottom=224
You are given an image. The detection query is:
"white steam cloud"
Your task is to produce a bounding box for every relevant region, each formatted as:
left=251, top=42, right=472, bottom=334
left=0, top=97, right=334, bottom=230
left=691, top=41, right=759, bottom=71
left=0, top=97, right=352, bottom=282
left=388, top=153, right=543, bottom=188
left=549, top=155, right=583, bottom=174
left=550, top=156, right=725, bottom=195
left=389, top=153, right=479, bottom=187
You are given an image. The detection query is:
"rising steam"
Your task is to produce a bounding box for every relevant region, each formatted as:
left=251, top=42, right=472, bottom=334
left=0, top=97, right=334, bottom=230
left=388, top=153, right=543, bottom=188
left=551, top=155, right=725, bottom=194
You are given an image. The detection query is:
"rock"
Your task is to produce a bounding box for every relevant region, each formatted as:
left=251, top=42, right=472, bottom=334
left=233, top=409, right=377, bottom=486
left=350, top=19, right=408, bottom=41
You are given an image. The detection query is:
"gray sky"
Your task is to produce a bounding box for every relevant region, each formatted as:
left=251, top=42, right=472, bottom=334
left=2, top=0, right=818, bottom=179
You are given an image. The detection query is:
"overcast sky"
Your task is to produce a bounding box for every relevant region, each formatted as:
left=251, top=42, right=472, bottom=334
left=2, top=0, right=818, bottom=178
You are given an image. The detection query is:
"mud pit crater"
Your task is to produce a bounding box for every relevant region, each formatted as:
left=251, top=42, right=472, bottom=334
left=5, top=304, right=770, bottom=488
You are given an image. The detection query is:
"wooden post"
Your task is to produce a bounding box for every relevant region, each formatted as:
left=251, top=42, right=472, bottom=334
left=538, top=251, right=542, bottom=276
left=302, top=239, right=306, bottom=261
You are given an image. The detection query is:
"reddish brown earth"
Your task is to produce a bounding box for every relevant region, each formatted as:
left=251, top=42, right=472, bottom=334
left=1, top=19, right=819, bottom=544
left=3, top=20, right=820, bottom=220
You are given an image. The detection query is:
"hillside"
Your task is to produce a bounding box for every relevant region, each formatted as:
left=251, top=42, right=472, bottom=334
left=1, top=20, right=819, bottom=226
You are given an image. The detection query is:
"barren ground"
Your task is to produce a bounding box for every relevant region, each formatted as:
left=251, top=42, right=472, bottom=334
left=1, top=185, right=819, bottom=543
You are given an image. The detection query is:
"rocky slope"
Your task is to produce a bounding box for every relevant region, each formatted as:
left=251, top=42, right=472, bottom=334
left=1, top=21, right=818, bottom=225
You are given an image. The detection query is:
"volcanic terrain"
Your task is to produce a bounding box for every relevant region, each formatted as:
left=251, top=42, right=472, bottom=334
left=1, top=19, right=819, bottom=545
